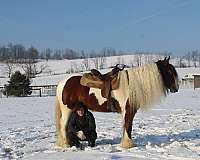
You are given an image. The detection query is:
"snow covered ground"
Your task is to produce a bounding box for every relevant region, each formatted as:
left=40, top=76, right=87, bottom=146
left=0, top=56, right=200, bottom=159
left=1, top=88, right=200, bottom=160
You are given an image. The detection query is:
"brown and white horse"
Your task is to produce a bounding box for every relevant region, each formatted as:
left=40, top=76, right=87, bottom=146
left=55, top=57, right=179, bottom=149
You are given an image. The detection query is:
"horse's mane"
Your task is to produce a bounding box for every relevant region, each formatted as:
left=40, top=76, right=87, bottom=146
left=126, top=63, right=167, bottom=109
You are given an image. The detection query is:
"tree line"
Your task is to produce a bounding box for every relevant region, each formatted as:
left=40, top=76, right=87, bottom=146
left=0, top=43, right=174, bottom=62
left=0, top=43, right=124, bottom=62
left=1, top=43, right=200, bottom=68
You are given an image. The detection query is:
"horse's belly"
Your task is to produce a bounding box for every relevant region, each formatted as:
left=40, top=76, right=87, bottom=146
left=89, top=88, right=107, bottom=105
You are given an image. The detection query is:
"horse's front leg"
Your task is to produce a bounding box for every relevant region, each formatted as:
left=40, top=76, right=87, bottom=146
left=121, top=101, right=137, bottom=149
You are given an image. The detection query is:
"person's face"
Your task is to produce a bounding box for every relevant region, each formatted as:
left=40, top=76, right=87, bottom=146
left=76, top=107, right=85, bottom=117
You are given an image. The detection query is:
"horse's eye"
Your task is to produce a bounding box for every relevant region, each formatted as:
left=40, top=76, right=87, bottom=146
left=168, top=66, right=175, bottom=76
left=168, top=70, right=173, bottom=75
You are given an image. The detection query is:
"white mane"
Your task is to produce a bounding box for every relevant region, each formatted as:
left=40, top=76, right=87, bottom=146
left=126, top=63, right=167, bottom=109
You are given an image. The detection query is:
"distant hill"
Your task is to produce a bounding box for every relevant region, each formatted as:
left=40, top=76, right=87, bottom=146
left=0, top=54, right=200, bottom=86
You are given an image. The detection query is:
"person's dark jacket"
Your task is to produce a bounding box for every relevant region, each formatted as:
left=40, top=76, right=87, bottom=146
left=67, top=107, right=96, bottom=136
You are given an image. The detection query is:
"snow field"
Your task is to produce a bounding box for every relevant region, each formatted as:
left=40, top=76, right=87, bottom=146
left=0, top=89, right=200, bottom=159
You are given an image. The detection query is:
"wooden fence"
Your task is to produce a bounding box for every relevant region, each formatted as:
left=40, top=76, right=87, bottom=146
left=0, top=85, right=57, bottom=97
left=31, top=85, right=57, bottom=97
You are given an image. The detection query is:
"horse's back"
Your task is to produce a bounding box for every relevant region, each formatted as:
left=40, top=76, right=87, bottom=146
left=58, top=75, right=90, bottom=108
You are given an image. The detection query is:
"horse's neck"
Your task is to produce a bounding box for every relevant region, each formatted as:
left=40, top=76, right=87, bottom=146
left=127, top=63, right=167, bottom=109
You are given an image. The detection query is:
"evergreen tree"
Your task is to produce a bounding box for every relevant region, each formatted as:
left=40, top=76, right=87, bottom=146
left=4, top=71, right=32, bottom=97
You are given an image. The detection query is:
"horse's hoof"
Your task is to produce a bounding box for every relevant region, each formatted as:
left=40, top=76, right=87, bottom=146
left=55, top=144, right=70, bottom=149
left=54, top=145, right=63, bottom=150
left=55, top=140, right=71, bottom=149
left=132, top=143, right=137, bottom=148
left=120, top=141, right=136, bottom=149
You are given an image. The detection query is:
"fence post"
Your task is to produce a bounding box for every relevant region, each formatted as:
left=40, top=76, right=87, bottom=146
left=39, top=88, right=42, bottom=97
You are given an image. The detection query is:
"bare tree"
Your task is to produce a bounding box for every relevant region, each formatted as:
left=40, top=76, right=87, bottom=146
left=62, top=48, right=80, bottom=59
left=185, top=52, right=191, bottom=67
left=177, top=56, right=186, bottom=68
left=21, top=61, right=48, bottom=78
left=4, top=60, right=15, bottom=78
left=117, top=56, right=124, bottom=65
left=100, top=47, right=116, bottom=57
left=130, top=58, right=136, bottom=67
left=70, top=62, right=79, bottom=73
left=92, top=57, right=99, bottom=69
left=44, top=48, right=52, bottom=61
left=198, top=52, right=200, bottom=67
left=80, top=50, right=89, bottom=59
left=191, top=50, right=198, bottom=67
left=53, top=49, right=62, bottom=60
left=82, top=58, right=90, bottom=71
left=135, top=54, right=142, bottom=67
left=89, top=50, right=96, bottom=58
left=92, top=56, right=106, bottom=69
left=27, top=46, right=39, bottom=63
left=99, top=56, right=106, bottom=69
left=144, top=54, right=154, bottom=64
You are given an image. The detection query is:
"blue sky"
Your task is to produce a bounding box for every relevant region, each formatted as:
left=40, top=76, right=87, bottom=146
left=0, top=0, right=199, bottom=55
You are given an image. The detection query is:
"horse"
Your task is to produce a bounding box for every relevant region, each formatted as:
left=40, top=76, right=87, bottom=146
left=55, top=57, right=179, bottom=149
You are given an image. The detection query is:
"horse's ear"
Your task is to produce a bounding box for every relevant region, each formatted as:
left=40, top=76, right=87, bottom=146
left=167, top=56, right=170, bottom=62
left=163, top=56, right=170, bottom=64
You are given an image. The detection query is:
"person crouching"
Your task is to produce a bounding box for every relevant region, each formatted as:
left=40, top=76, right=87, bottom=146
left=67, top=101, right=97, bottom=148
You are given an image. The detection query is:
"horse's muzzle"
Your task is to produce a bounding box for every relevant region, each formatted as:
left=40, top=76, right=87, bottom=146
left=170, top=86, right=179, bottom=93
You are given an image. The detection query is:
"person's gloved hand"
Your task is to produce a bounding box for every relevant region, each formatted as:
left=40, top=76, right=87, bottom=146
left=76, top=131, right=86, bottom=140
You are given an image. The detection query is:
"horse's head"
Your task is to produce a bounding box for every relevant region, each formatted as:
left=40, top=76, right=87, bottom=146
left=156, top=57, right=179, bottom=93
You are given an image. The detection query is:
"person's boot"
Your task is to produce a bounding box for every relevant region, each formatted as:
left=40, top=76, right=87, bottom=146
left=88, top=141, right=95, bottom=147
left=69, top=141, right=80, bottom=148
left=75, top=141, right=81, bottom=148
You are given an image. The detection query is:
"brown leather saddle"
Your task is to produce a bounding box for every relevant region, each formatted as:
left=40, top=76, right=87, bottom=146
left=80, top=64, right=126, bottom=98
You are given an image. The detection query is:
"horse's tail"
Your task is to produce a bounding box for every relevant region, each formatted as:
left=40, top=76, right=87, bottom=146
left=55, top=93, right=61, bottom=146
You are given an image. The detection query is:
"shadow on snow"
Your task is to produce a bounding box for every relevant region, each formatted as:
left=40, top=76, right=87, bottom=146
left=134, top=129, right=200, bottom=147
left=96, top=129, right=200, bottom=148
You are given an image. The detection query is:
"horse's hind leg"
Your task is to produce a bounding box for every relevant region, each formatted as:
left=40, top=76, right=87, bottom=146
left=55, top=97, right=71, bottom=148
left=60, top=104, right=72, bottom=147
left=121, top=102, right=137, bottom=149
left=55, top=98, right=63, bottom=147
